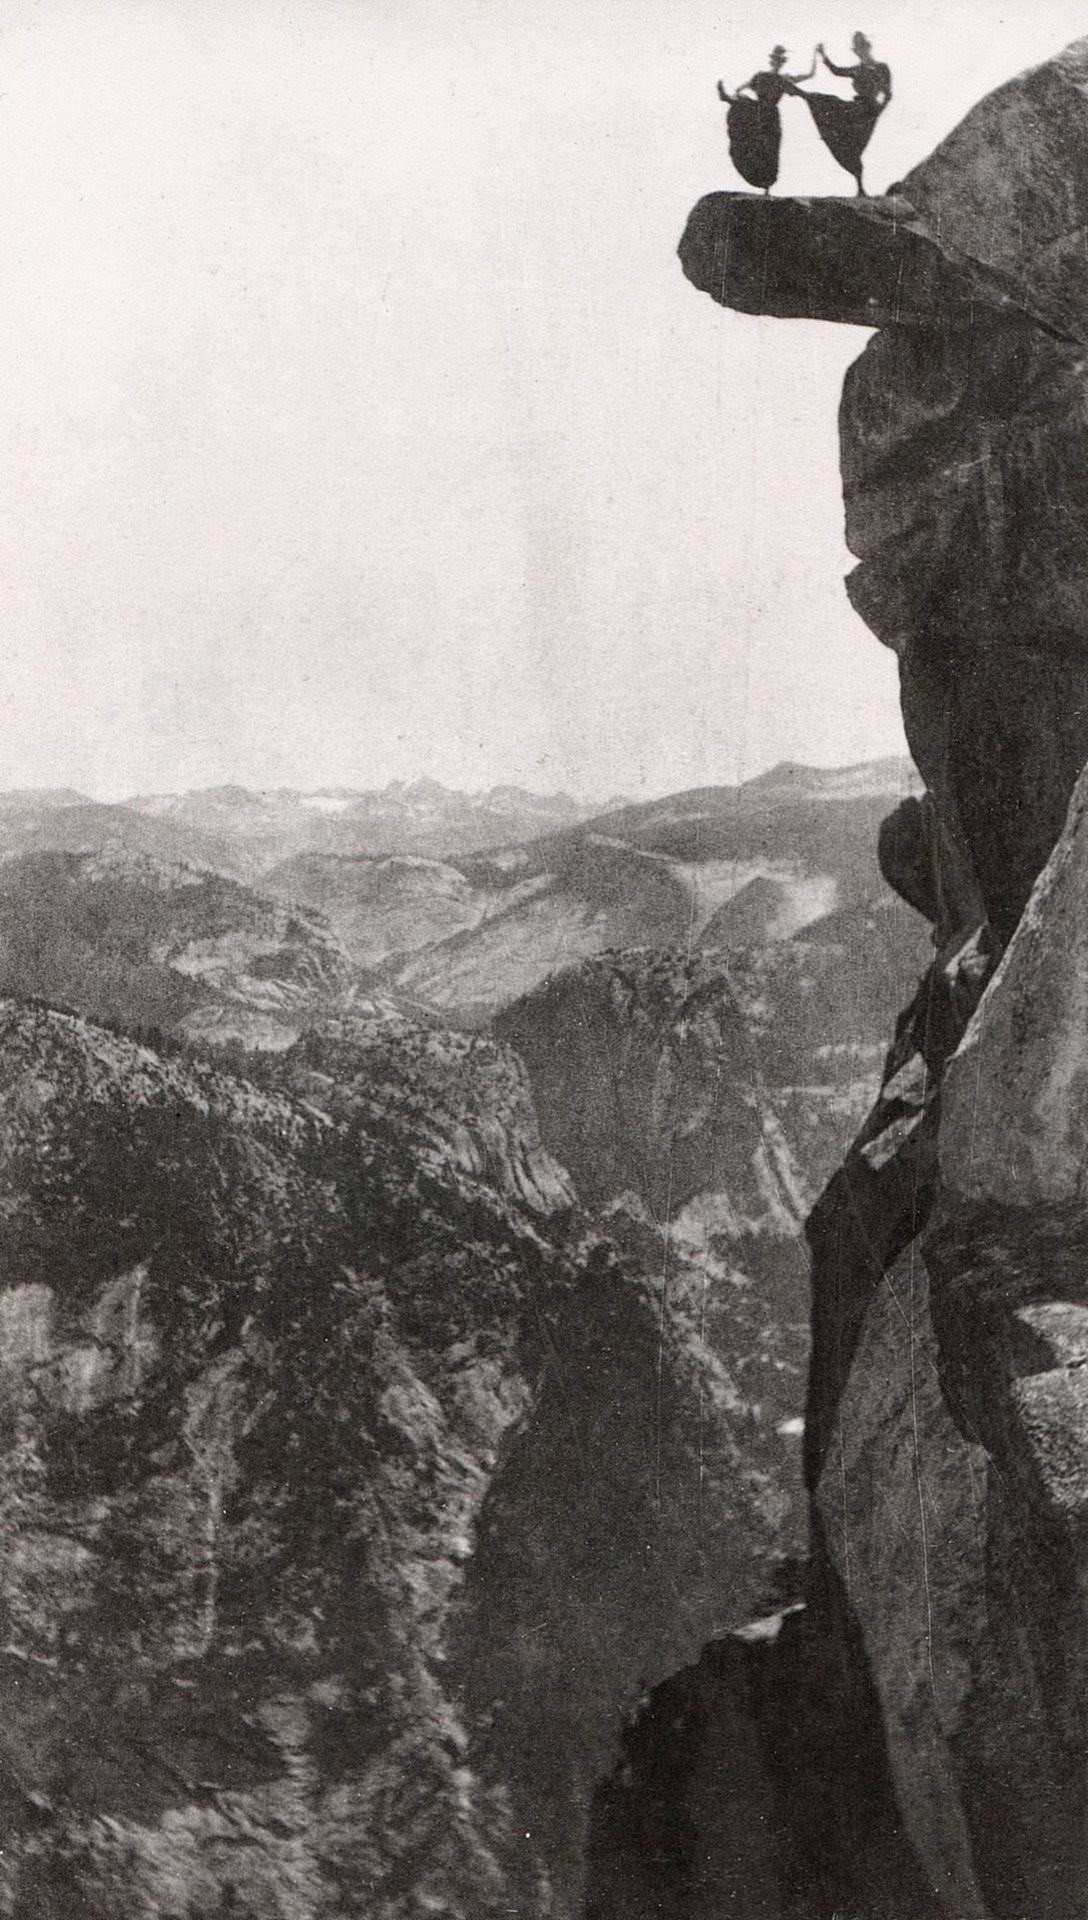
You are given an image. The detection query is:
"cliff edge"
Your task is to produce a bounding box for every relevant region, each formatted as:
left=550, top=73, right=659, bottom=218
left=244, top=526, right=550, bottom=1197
left=683, top=34, right=1088, bottom=1917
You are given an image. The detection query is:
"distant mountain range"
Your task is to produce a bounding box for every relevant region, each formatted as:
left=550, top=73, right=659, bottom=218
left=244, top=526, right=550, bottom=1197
left=0, top=764, right=916, bottom=874
left=0, top=761, right=924, bottom=1024
left=337, top=759, right=927, bottom=1020
left=0, top=780, right=611, bottom=876
left=126, top=778, right=613, bottom=867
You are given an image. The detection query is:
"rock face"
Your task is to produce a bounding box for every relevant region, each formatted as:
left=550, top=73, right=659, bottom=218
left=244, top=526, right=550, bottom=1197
left=0, top=999, right=790, bottom=1919
left=806, top=793, right=1088, bottom=1920
left=679, top=193, right=1016, bottom=330
left=919, top=767, right=1088, bottom=1915
left=498, top=932, right=930, bottom=1718
left=683, top=39, right=1088, bottom=949
left=498, top=938, right=917, bottom=1220
left=680, top=33, right=1088, bottom=1918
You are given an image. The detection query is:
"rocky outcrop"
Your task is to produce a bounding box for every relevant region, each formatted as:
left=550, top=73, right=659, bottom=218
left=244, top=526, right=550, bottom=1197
left=498, top=940, right=919, bottom=1220
left=841, top=309, right=1088, bottom=944
left=917, top=765, right=1088, bottom=1914
left=896, top=37, right=1088, bottom=346
left=680, top=32, right=1088, bottom=1918
left=679, top=192, right=1017, bottom=330
left=286, top=1010, right=577, bottom=1216
left=805, top=786, right=1088, bottom=1919
left=499, top=919, right=930, bottom=1259
left=584, top=1602, right=945, bottom=1920
left=683, top=38, right=1088, bottom=948
left=0, top=1000, right=788, bottom=1919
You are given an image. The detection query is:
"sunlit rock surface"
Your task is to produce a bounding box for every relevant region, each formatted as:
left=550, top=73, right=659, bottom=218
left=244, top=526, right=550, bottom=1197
left=899, top=35, right=1088, bottom=345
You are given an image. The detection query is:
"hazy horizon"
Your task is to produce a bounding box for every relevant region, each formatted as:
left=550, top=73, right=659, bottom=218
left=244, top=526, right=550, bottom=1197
left=4, top=2, right=1086, bottom=803
left=3, top=744, right=919, bottom=810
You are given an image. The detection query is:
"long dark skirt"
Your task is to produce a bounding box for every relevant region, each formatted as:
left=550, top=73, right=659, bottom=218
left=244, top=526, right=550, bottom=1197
left=726, top=98, right=781, bottom=192
left=803, top=92, right=881, bottom=182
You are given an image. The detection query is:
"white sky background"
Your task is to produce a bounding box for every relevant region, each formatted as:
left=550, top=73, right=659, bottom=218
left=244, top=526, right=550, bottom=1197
left=0, top=1, right=1084, bottom=801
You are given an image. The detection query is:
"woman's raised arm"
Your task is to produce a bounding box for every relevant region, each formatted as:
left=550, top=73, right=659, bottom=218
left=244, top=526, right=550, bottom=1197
left=819, top=45, right=856, bottom=77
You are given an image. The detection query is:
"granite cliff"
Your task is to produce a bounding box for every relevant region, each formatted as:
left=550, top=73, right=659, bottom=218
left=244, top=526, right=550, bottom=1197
left=677, top=32, right=1088, bottom=1918
left=0, top=995, right=796, bottom=1919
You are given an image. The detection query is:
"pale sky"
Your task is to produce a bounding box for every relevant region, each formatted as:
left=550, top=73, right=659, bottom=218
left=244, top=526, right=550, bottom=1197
left=0, top=1, right=1082, bottom=801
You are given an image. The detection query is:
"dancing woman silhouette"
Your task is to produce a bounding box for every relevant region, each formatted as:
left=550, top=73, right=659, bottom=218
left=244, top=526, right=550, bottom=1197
left=802, top=33, right=892, bottom=194
left=717, top=45, right=817, bottom=194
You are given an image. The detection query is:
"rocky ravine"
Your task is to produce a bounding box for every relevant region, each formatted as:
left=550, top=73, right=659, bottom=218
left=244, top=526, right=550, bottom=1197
left=680, top=32, right=1088, bottom=1918
left=497, top=922, right=927, bottom=1561
left=0, top=997, right=792, bottom=1919
left=0, top=810, right=930, bottom=1915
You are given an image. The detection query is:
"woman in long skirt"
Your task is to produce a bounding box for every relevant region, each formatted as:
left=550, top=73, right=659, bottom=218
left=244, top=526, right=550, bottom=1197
left=717, top=45, right=817, bottom=194
left=802, top=33, right=892, bottom=195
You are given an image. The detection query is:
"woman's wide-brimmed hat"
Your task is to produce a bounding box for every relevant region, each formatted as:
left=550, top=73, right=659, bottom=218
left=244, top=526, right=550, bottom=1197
left=770, top=44, right=787, bottom=58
